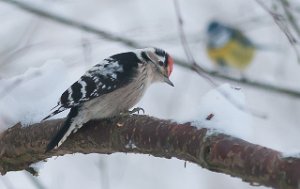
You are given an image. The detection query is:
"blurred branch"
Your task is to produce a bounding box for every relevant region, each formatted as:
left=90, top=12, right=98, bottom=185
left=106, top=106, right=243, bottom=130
left=3, top=0, right=300, bottom=98
left=176, top=58, right=300, bottom=98
left=0, top=70, right=42, bottom=99
left=256, top=0, right=300, bottom=63
left=0, top=177, right=14, bottom=189
left=0, top=18, right=40, bottom=67
left=0, top=116, right=300, bottom=189
left=0, top=19, right=33, bottom=60
left=278, top=0, right=300, bottom=38
left=24, top=172, right=45, bottom=189
left=1, top=0, right=141, bottom=48
left=98, top=157, right=110, bottom=189
left=173, top=0, right=266, bottom=119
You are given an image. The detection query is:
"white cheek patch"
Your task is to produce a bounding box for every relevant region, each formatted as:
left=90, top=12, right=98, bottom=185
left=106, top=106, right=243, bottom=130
left=212, top=30, right=231, bottom=47
left=147, top=51, right=160, bottom=63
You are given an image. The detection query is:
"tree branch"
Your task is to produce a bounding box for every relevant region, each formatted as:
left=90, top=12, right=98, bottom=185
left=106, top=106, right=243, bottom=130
left=0, top=115, right=299, bottom=189
left=278, top=0, right=300, bottom=37
left=3, top=0, right=300, bottom=98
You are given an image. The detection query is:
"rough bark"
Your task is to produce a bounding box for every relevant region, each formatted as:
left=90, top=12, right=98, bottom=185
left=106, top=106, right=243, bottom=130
left=0, top=115, right=299, bottom=189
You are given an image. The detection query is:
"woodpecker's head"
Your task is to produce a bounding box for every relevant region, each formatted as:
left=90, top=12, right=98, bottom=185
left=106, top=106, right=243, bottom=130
left=139, top=47, right=174, bottom=87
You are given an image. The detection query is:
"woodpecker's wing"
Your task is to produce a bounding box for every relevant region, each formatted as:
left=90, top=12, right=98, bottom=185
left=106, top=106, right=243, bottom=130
left=42, top=52, right=141, bottom=120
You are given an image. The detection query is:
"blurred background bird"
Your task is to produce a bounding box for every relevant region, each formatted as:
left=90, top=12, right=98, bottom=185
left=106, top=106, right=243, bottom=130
left=206, top=20, right=255, bottom=71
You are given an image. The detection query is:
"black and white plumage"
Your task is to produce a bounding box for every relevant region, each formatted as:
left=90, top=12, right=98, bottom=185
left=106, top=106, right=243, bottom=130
left=43, top=47, right=174, bottom=152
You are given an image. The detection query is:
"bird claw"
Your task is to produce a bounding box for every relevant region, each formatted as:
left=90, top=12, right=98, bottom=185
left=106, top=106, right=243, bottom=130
left=119, top=107, right=145, bottom=117
left=129, top=107, right=145, bottom=115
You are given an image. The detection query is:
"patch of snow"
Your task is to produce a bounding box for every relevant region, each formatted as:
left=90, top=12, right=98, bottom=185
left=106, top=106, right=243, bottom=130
left=0, top=59, right=70, bottom=130
left=281, top=151, right=300, bottom=158
left=125, top=140, right=137, bottom=149
left=29, top=160, right=45, bottom=173
left=191, top=83, right=253, bottom=141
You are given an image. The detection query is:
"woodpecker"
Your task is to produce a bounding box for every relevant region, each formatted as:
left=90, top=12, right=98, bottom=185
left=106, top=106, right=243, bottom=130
left=43, top=47, right=174, bottom=152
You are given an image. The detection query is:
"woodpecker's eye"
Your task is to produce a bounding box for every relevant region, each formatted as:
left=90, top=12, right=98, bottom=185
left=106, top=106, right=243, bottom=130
left=158, top=61, right=164, bottom=66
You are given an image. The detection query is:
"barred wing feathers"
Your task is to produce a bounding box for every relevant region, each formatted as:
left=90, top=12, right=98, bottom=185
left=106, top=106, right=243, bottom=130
left=42, top=52, right=140, bottom=120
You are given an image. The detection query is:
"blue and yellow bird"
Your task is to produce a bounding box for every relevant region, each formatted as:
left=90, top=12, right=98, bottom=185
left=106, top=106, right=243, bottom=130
left=206, top=21, right=255, bottom=70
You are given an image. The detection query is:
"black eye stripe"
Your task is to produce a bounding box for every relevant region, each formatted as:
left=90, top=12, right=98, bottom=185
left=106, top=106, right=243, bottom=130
left=164, top=54, right=168, bottom=67
left=154, top=48, right=166, bottom=57
left=141, top=51, right=151, bottom=62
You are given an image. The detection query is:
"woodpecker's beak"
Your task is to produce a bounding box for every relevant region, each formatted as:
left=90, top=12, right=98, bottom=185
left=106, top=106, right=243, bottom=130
left=164, top=76, right=174, bottom=87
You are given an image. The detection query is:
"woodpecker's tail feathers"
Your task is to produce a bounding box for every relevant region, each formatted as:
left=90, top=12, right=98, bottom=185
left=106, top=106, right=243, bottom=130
left=42, top=106, right=67, bottom=121
left=45, top=107, right=80, bottom=152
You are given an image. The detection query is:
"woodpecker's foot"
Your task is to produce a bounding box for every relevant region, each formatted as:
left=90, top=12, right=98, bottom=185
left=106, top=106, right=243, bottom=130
left=26, top=167, right=39, bottom=176
left=120, top=107, right=145, bottom=116
left=129, top=107, right=145, bottom=114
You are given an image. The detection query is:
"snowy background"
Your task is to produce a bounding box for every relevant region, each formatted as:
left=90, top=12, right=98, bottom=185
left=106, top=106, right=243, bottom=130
left=1, top=0, right=300, bottom=188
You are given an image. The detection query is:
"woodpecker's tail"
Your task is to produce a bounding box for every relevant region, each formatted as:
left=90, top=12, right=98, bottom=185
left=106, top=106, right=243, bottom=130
left=45, top=106, right=81, bottom=152
left=42, top=106, right=67, bottom=121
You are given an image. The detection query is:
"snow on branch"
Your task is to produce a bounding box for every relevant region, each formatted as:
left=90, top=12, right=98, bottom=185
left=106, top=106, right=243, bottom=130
left=3, top=0, right=300, bottom=98
left=0, top=115, right=299, bottom=189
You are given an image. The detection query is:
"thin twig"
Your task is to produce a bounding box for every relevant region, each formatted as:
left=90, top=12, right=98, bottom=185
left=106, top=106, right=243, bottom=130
left=0, top=70, right=42, bottom=99
left=173, top=0, right=217, bottom=86
left=256, top=0, right=300, bottom=63
left=98, top=157, right=110, bottom=189
left=1, top=0, right=141, bottom=48
left=81, top=36, right=93, bottom=65
left=0, top=177, right=15, bottom=189
left=278, top=0, right=300, bottom=38
left=173, top=0, right=266, bottom=118
left=2, top=0, right=300, bottom=98
left=24, top=172, right=46, bottom=189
